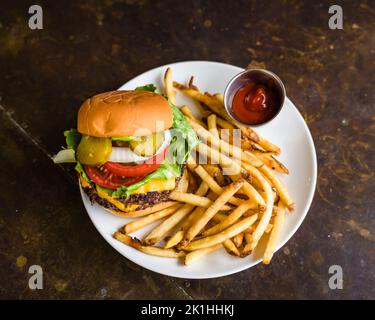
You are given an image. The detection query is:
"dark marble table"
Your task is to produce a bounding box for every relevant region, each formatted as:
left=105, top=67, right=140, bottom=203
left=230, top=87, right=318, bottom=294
left=0, top=0, right=374, bottom=299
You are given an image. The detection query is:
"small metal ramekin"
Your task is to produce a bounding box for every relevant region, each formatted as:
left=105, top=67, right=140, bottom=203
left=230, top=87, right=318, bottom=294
left=223, top=69, right=286, bottom=126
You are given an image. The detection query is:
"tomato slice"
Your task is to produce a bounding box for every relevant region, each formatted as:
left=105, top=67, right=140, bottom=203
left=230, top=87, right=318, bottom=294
left=103, top=147, right=167, bottom=177
left=84, top=165, right=145, bottom=189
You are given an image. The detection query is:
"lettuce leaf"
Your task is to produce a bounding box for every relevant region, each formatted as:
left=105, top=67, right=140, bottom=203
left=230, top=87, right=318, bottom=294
left=112, top=163, right=180, bottom=198
left=61, top=129, right=91, bottom=183
left=64, top=129, right=81, bottom=150
left=135, top=84, right=157, bottom=92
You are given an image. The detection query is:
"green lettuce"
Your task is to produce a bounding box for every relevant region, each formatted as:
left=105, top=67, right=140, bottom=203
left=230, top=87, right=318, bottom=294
left=62, top=129, right=91, bottom=183
left=135, top=84, right=157, bottom=92
left=64, top=129, right=81, bottom=150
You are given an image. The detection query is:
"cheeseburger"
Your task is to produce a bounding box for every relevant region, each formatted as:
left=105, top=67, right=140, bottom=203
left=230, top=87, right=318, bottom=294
left=53, top=85, right=198, bottom=216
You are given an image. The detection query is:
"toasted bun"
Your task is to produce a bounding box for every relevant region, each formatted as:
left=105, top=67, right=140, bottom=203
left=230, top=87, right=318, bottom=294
left=104, top=201, right=177, bottom=218
left=77, top=90, right=173, bottom=137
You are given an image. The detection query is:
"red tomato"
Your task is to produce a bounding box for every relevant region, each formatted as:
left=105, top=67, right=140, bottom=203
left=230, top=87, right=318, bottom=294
left=103, top=147, right=167, bottom=177
left=84, top=165, right=145, bottom=189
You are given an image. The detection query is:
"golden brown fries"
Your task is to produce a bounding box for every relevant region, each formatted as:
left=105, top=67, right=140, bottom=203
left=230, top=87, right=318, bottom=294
left=233, top=232, right=244, bottom=248
left=183, top=214, right=258, bottom=251
left=175, top=169, right=189, bottom=192
left=164, top=68, right=176, bottom=104
left=207, top=114, right=219, bottom=138
left=256, top=154, right=289, bottom=174
left=202, top=202, right=254, bottom=237
left=259, top=164, right=294, bottom=210
left=184, top=244, right=222, bottom=265
left=124, top=204, right=183, bottom=234
left=223, top=239, right=241, bottom=256
left=113, top=69, right=294, bottom=267
left=183, top=180, right=244, bottom=244
left=164, top=230, right=184, bottom=249
left=180, top=105, right=207, bottom=128
left=169, top=191, right=232, bottom=210
left=114, top=232, right=185, bottom=258
left=187, top=118, right=263, bottom=168
left=144, top=182, right=209, bottom=245
left=194, top=165, right=244, bottom=207
left=263, top=201, right=286, bottom=264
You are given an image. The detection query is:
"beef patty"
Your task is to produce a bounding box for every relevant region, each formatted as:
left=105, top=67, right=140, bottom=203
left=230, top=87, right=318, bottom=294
left=83, top=167, right=184, bottom=212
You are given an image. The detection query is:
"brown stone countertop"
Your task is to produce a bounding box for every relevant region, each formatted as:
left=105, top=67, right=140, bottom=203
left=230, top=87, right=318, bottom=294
left=0, top=0, right=373, bottom=299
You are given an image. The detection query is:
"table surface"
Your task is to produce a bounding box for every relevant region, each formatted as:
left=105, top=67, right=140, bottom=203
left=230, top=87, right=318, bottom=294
left=0, top=0, right=374, bottom=299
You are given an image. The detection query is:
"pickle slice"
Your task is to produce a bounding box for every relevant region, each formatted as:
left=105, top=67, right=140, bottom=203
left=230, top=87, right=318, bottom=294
left=76, top=136, right=112, bottom=166
left=129, top=132, right=164, bottom=156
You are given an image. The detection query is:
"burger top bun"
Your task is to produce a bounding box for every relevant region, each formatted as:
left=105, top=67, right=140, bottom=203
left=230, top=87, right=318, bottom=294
left=77, top=90, right=173, bottom=137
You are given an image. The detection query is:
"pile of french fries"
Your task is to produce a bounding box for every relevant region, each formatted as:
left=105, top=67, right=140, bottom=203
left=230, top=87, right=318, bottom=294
left=113, top=68, right=294, bottom=266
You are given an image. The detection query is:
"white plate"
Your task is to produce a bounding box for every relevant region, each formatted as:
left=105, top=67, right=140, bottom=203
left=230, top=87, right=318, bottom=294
left=81, top=61, right=317, bottom=279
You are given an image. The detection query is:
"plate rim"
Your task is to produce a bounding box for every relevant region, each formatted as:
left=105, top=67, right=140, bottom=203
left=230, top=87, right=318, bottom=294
left=82, top=60, right=318, bottom=279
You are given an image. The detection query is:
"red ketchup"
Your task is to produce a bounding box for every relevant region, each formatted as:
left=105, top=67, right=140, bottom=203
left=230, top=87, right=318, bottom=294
left=231, top=82, right=281, bottom=125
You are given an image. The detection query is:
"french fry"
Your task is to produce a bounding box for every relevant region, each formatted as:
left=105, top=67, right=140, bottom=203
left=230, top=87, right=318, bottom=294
left=214, top=93, right=224, bottom=105
left=195, top=143, right=241, bottom=174
left=180, top=105, right=207, bottom=128
left=202, top=164, right=225, bottom=186
left=244, top=230, right=253, bottom=244
left=259, top=164, right=294, bottom=210
left=223, top=239, right=240, bottom=256
left=265, top=223, right=273, bottom=234
left=144, top=182, right=209, bottom=245
left=184, top=244, right=222, bottom=265
left=168, top=191, right=232, bottom=210
left=256, top=154, right=289, bottom=174
left=233, top=232, right=244, bottom=248
left=124, top=204, right=183, bottom=234
left=207, top=114, right=219, bottom=138
left=183, top=214, right=258, bottom=251
left=241, top=163, right=274, bottom=253
left=230, top=175, right=266, bottom=208
left=202, top=164, right=220, bottom=177
left=202, top=202, right=254, bottom=236
left=212, top=212, right=228, bottom=222
left=183, top=180, right=244, bottom=244
left=187, top=118, right=263, bottom=168
left=175, top=169, right=189, bottom=192
left=194, top=165, right=244, bottom=207
left=186, top=156, right=198, bottom=171
left=164, top=230, right=184, bottom=249
left=263, top=202, right=286, bottom=264
left=216, top=116, right=235, bottom=129
left=114, top=232, right=185, bottom=258
left=164, top=67, right=176, bottom=104
left=182, top=206, right=203, bottom=231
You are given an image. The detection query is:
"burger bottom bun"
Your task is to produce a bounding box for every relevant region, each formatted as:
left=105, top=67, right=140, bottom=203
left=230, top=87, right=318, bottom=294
left=104, top=201, right=178, bottom=218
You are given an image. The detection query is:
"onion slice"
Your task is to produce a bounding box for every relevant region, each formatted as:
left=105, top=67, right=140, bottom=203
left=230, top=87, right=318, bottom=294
left=108, top=130, right=171, bottom=163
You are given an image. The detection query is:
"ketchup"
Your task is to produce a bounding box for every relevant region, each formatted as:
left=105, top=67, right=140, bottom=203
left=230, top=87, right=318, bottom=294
left=231, top=82, right=281, bottom=125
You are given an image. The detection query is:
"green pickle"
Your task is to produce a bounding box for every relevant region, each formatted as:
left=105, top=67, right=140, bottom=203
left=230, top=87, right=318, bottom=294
left=76, top=136, right=112, bottom=166
left=130, top=132, right=164, bottom=156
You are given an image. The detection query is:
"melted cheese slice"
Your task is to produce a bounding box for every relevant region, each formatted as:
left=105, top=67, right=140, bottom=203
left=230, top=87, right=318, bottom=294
left=96, top=186, right=138, bottom=212
left=80, top=175, right=176, bottom=212
left=132, top=178, right=176, bottom=194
